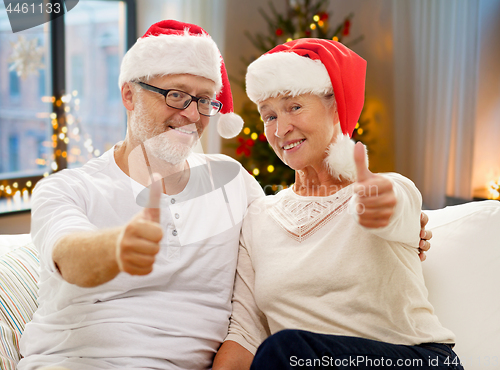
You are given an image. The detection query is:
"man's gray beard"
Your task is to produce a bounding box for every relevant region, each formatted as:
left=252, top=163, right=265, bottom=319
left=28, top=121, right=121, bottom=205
left=130, top=99, right=198, bottom=165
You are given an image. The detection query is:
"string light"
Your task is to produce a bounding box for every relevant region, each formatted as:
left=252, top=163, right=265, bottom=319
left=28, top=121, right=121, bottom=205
left=13, top=190, right=21, bottom=205
left=267, top=165, right=275, bottom=173
left=22, top=189, right=29, bottom=201
left=243, top=127, right=251, bottom=135
left=253, top=168, right=260, bottom=176
left=310, top=23, right=317, bottom=30
left=251, top=132, right=258, bottom=140
left=332, top=36, right=339, bottom=42
left=1, top=86, right=121, bottom=202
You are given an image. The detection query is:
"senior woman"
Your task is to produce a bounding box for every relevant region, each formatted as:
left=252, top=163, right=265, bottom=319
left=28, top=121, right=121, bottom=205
left=213, top=39, right=463, bottom=370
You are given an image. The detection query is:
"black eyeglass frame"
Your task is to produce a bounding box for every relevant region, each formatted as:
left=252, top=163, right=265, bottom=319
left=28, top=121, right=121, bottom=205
left=136, top=82, right=223, bottom=117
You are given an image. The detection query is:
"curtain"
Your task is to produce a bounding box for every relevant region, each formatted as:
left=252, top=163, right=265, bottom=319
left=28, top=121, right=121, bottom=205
left=471, top=0, right=500, bottom=196
left=393, top=0, right=480, bottom=209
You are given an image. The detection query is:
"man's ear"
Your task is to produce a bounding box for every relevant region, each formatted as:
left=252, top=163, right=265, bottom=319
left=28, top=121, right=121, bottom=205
left=122, top=82, right=135, bottom=111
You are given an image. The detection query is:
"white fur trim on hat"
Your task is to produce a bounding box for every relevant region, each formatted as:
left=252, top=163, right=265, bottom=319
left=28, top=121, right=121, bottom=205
left=119, top=30, right=222, bottom=91
left=217, top=112, right=244, bottom=139
left=246, top=52, right=332, bottom=103
left=324, top=133, right=368, bottom=182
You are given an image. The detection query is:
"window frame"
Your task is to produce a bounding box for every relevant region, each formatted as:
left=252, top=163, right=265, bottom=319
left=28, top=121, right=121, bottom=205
left=0, top=0, right=136, bottom=215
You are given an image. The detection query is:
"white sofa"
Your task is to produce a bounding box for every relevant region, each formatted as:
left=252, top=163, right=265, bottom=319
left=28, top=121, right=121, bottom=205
left=423, top=200, right=500, bottom=369
left=0, top=200, right=499, bottom=369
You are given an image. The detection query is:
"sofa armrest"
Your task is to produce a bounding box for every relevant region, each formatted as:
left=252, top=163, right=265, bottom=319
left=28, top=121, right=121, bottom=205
left=423, top=200, right=500, bottom=369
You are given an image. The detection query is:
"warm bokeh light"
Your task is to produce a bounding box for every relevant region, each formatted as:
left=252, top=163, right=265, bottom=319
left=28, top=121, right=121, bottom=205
left=487, top=177, right=500, bottom=199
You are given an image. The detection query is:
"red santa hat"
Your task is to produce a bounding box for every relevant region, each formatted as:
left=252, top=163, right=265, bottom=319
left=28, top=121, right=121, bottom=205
left=119, top=20, right=243, bottom=139
left=246, top=38, right=366, bottom=137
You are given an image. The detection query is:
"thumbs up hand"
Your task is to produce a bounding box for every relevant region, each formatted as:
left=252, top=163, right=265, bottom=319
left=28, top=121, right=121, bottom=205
left=352, top=142, right=397, bottom=228
left=116, top=173, right=164, bottom=275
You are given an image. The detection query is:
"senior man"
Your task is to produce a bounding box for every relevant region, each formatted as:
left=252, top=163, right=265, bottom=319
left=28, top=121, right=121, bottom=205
left=19, top=20, right=263, bottom=370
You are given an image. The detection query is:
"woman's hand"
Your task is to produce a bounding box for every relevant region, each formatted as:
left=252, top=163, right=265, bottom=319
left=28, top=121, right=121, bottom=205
left=352, top=142, right=397, bottom=228
left=213, top=340, right=253, bottom=370
left=353, top=142, right=432, bottom=261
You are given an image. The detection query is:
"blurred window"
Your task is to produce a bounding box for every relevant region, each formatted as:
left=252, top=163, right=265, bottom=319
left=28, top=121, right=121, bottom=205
left=0, top=0, right=135, bottom=214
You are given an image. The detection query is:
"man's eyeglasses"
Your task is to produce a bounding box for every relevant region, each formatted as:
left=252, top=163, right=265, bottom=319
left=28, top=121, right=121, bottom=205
left=136, top=82, right=222, bottom=117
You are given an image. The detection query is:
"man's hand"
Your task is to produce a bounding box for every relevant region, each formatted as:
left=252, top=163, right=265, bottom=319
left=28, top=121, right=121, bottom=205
left=353, top=142, right=397, bottom=228
left=418, top=212, right=432, bottom=261
left=116, top=173, right=163, bottom=275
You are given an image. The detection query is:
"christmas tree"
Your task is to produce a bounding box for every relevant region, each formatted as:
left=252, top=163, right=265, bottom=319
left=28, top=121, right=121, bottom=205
left=230, top=0, right=367, bottom=195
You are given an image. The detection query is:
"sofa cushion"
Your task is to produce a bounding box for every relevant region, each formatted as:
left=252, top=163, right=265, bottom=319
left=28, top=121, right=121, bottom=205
left=0, top=240, right=39, bottom=369
left=0, top=234, right=32, bottom=256
left=423, top=200, right=500, bottom=369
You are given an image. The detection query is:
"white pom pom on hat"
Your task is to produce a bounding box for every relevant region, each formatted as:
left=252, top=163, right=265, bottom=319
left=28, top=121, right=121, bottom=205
left=324, top=133, right=368, bottom=182
left=119, top=20, right=243, bottom=139
left=217, top=112, right=244, bottom=139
